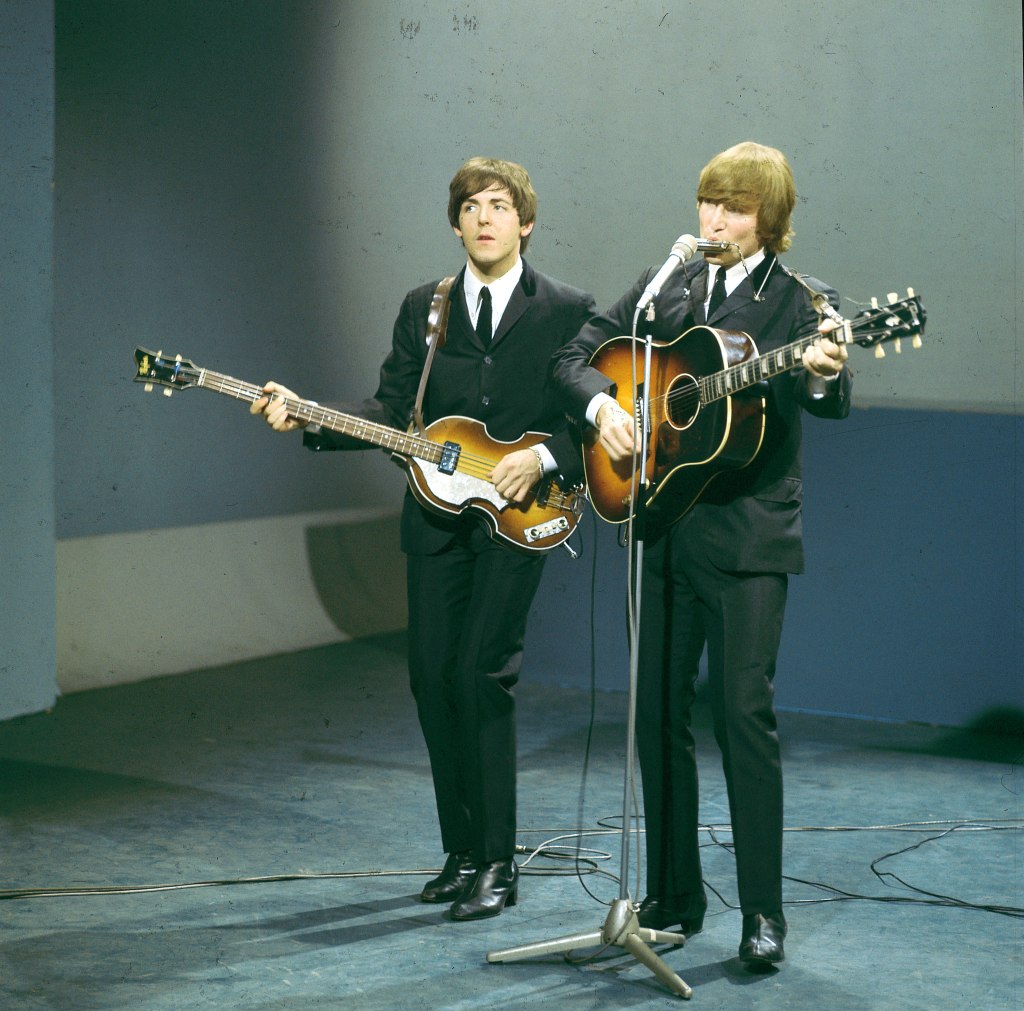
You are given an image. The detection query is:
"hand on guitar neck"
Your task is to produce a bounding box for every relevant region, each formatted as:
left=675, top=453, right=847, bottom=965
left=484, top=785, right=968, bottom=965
left=801, top=319, right=848, bottom=380
left=251, top=381, right=308, bottom=434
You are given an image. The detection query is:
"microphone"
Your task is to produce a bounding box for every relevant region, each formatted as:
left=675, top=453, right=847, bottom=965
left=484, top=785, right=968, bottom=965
left=636, top=234, right=699, bottom=309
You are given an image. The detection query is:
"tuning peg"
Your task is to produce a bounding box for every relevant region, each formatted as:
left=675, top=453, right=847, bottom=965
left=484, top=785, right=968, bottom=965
left=894, top=338, right=902, bottom=354
left=886, top=292, right=898, bottom=303
left=163, top=388, right=173, bottom=397
left=908, top=286, right=923, bottom=347
left=874, top=345, right=885, bottom=359
left=871, top=296, right=879, bottom=309
left=144, top=383, right=153, bottom=393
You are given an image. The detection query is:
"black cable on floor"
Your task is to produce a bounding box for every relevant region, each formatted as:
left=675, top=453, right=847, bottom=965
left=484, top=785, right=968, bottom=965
left=701, top=818, right=1024, bottom=919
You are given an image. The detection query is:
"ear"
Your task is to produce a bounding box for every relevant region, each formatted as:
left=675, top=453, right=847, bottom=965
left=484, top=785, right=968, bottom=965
left=519, top=220, right=535, bottom=239
left=453, top=225, right=464, bottom=242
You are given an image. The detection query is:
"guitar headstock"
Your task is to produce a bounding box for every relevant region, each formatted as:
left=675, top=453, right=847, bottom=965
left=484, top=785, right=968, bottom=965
left=133, top=347, right=201, bottom=396
left=845, top=290, right=926, bottom=358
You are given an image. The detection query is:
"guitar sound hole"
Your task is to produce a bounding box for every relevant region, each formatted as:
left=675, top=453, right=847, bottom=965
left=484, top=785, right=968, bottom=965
left=666, top=374, right=700, bottom=429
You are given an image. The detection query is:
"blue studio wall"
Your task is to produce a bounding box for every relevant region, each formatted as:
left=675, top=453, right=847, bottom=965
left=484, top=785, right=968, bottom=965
left=2, top=2, right=1021, bottom=728
left=526, top=407, right=1022, bottom=728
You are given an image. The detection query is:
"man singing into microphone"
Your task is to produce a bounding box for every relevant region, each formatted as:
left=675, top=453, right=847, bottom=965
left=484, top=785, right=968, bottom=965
left=251, top=157, right=596, bottom=921
left=552, top=141, right=851, bottom=968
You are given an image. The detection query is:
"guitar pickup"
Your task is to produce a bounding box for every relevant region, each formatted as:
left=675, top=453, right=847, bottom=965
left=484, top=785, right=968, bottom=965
left=524, top=516, right=570, bottom=543
left=438, top=441, right=460, bottom=475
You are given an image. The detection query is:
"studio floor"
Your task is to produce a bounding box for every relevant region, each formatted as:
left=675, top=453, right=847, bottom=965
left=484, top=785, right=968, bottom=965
left=1, top=631, right=1021, bottom=1009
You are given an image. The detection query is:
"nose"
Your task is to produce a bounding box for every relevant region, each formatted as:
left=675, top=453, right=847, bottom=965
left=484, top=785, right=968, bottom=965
left=704, top=202, right=726, bottom=231
left=477, top=203, right=492, bottom=225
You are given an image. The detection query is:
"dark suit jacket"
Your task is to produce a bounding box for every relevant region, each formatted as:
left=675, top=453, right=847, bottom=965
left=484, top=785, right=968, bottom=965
left=552, top=256, right=852, bottom=574
left=307, top=260, right=597, bottom=555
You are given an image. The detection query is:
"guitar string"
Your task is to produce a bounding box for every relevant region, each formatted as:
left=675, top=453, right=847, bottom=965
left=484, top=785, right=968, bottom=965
left=641, top=303, right=916, bottom=418
left=157, top=295, right=913, bottom=498
left=182, top=369, right=572, bottom=507
left=378, top=300, right=906, bottom=482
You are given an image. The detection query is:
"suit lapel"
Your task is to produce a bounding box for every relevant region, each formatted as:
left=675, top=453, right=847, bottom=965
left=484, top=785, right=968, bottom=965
left=705, top=256, right=777, bottom=327
left=490, top=284, right=528, bottom=347
left=707, top=286, right=747, bottom=327
left=447, top=269, right=477, bottom=346
left=692, top=267, right=710, bottom=324
left=489, top=260, right=537, bottom=348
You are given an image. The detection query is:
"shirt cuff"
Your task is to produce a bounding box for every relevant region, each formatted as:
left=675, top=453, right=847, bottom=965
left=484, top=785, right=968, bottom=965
left=533, top=443, right=556, bottom=475
left=586, top=391, right=618, bottom=427
left=806, top=373, right=839, bottom=400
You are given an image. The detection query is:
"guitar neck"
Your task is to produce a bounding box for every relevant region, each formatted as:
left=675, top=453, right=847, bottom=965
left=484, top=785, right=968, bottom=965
left=700, top=328, right=843, bottom=404
left=697, top=290, right=924, bottom=404
left=199, top=369, right=439, bottom=461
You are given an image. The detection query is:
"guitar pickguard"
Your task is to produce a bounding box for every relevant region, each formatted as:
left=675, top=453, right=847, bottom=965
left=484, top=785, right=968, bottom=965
left=410, top=457, right=509, bottom=515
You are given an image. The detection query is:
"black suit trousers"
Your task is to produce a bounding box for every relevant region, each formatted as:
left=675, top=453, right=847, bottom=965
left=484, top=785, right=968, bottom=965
left=636, top=511, right=788, bottom=916
left=405, top=521, right=546, bottom=864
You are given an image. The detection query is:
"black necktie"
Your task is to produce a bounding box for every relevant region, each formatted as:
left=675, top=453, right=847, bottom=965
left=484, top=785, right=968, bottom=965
left=476, top=287, right=492, bottom=344
left=708, top=266, right=727, bottom=317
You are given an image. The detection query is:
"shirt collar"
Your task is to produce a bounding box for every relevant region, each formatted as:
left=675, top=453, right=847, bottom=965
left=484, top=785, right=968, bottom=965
left=463, top=257, right=523, bottom=306
left=714, top=247, right=766, bottom=286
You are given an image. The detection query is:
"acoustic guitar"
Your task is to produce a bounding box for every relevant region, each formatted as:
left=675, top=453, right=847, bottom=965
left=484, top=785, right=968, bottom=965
left=583, top=290, right=926, bottom=525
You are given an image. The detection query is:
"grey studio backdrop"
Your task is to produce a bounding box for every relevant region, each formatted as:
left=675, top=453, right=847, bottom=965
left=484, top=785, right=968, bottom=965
left=2, top=1, right=1021, bottom=727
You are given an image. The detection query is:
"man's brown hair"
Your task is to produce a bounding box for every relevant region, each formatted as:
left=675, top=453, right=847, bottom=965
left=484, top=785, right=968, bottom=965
left=697, top=142, right=797, bottom=254
left=448, top=157, right=538, bottom=252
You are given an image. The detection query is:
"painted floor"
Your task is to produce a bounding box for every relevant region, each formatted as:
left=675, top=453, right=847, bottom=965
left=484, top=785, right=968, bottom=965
left=1, top=632, right=1021, bottom=1008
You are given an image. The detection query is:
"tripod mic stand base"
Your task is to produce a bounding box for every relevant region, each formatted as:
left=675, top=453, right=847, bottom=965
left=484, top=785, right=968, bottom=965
left=486, top=898, right=692, bottom=999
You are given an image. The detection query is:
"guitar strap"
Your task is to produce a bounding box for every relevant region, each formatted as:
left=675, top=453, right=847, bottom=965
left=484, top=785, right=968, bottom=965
left=780, top=264, right=845, bottom=326
left=410, top=275, right=457, bottom=435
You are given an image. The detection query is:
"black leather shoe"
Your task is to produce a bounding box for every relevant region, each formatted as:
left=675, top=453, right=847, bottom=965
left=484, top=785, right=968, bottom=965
left=739, top=912, right=786, bottom=969
left=636, top=894, right=707, bottom=936
left=449, top=858, right=518, bottom=921
left=420, top=851, right=478, bottom=904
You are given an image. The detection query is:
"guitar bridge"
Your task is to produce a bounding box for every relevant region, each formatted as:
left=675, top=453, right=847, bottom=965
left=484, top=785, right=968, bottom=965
left=524, top=516, right=570, bottom=543
left=438, top=440, right=460, bottom=475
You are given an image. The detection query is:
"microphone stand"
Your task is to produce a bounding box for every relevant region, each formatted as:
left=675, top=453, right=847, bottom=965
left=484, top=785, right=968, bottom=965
left=487, top=298, right=692, bottom=999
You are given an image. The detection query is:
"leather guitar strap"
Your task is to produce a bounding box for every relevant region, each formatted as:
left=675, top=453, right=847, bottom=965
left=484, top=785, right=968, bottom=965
left=780, top=263, right=846, bottom=326
left=411, top=275, right=456, bottom=435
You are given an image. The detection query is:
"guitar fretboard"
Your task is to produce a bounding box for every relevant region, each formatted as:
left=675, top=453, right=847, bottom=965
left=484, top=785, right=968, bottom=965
left=697, top=294, right=922, bottom=404
left=198, top=369, right=442, bottom=462
left=699, top=331, right=830, bottom=404
left=193, top=368, right=575, bottom=509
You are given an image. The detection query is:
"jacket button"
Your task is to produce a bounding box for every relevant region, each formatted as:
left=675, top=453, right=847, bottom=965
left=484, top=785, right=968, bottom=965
left=481, top=396, right=490, bottom=406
